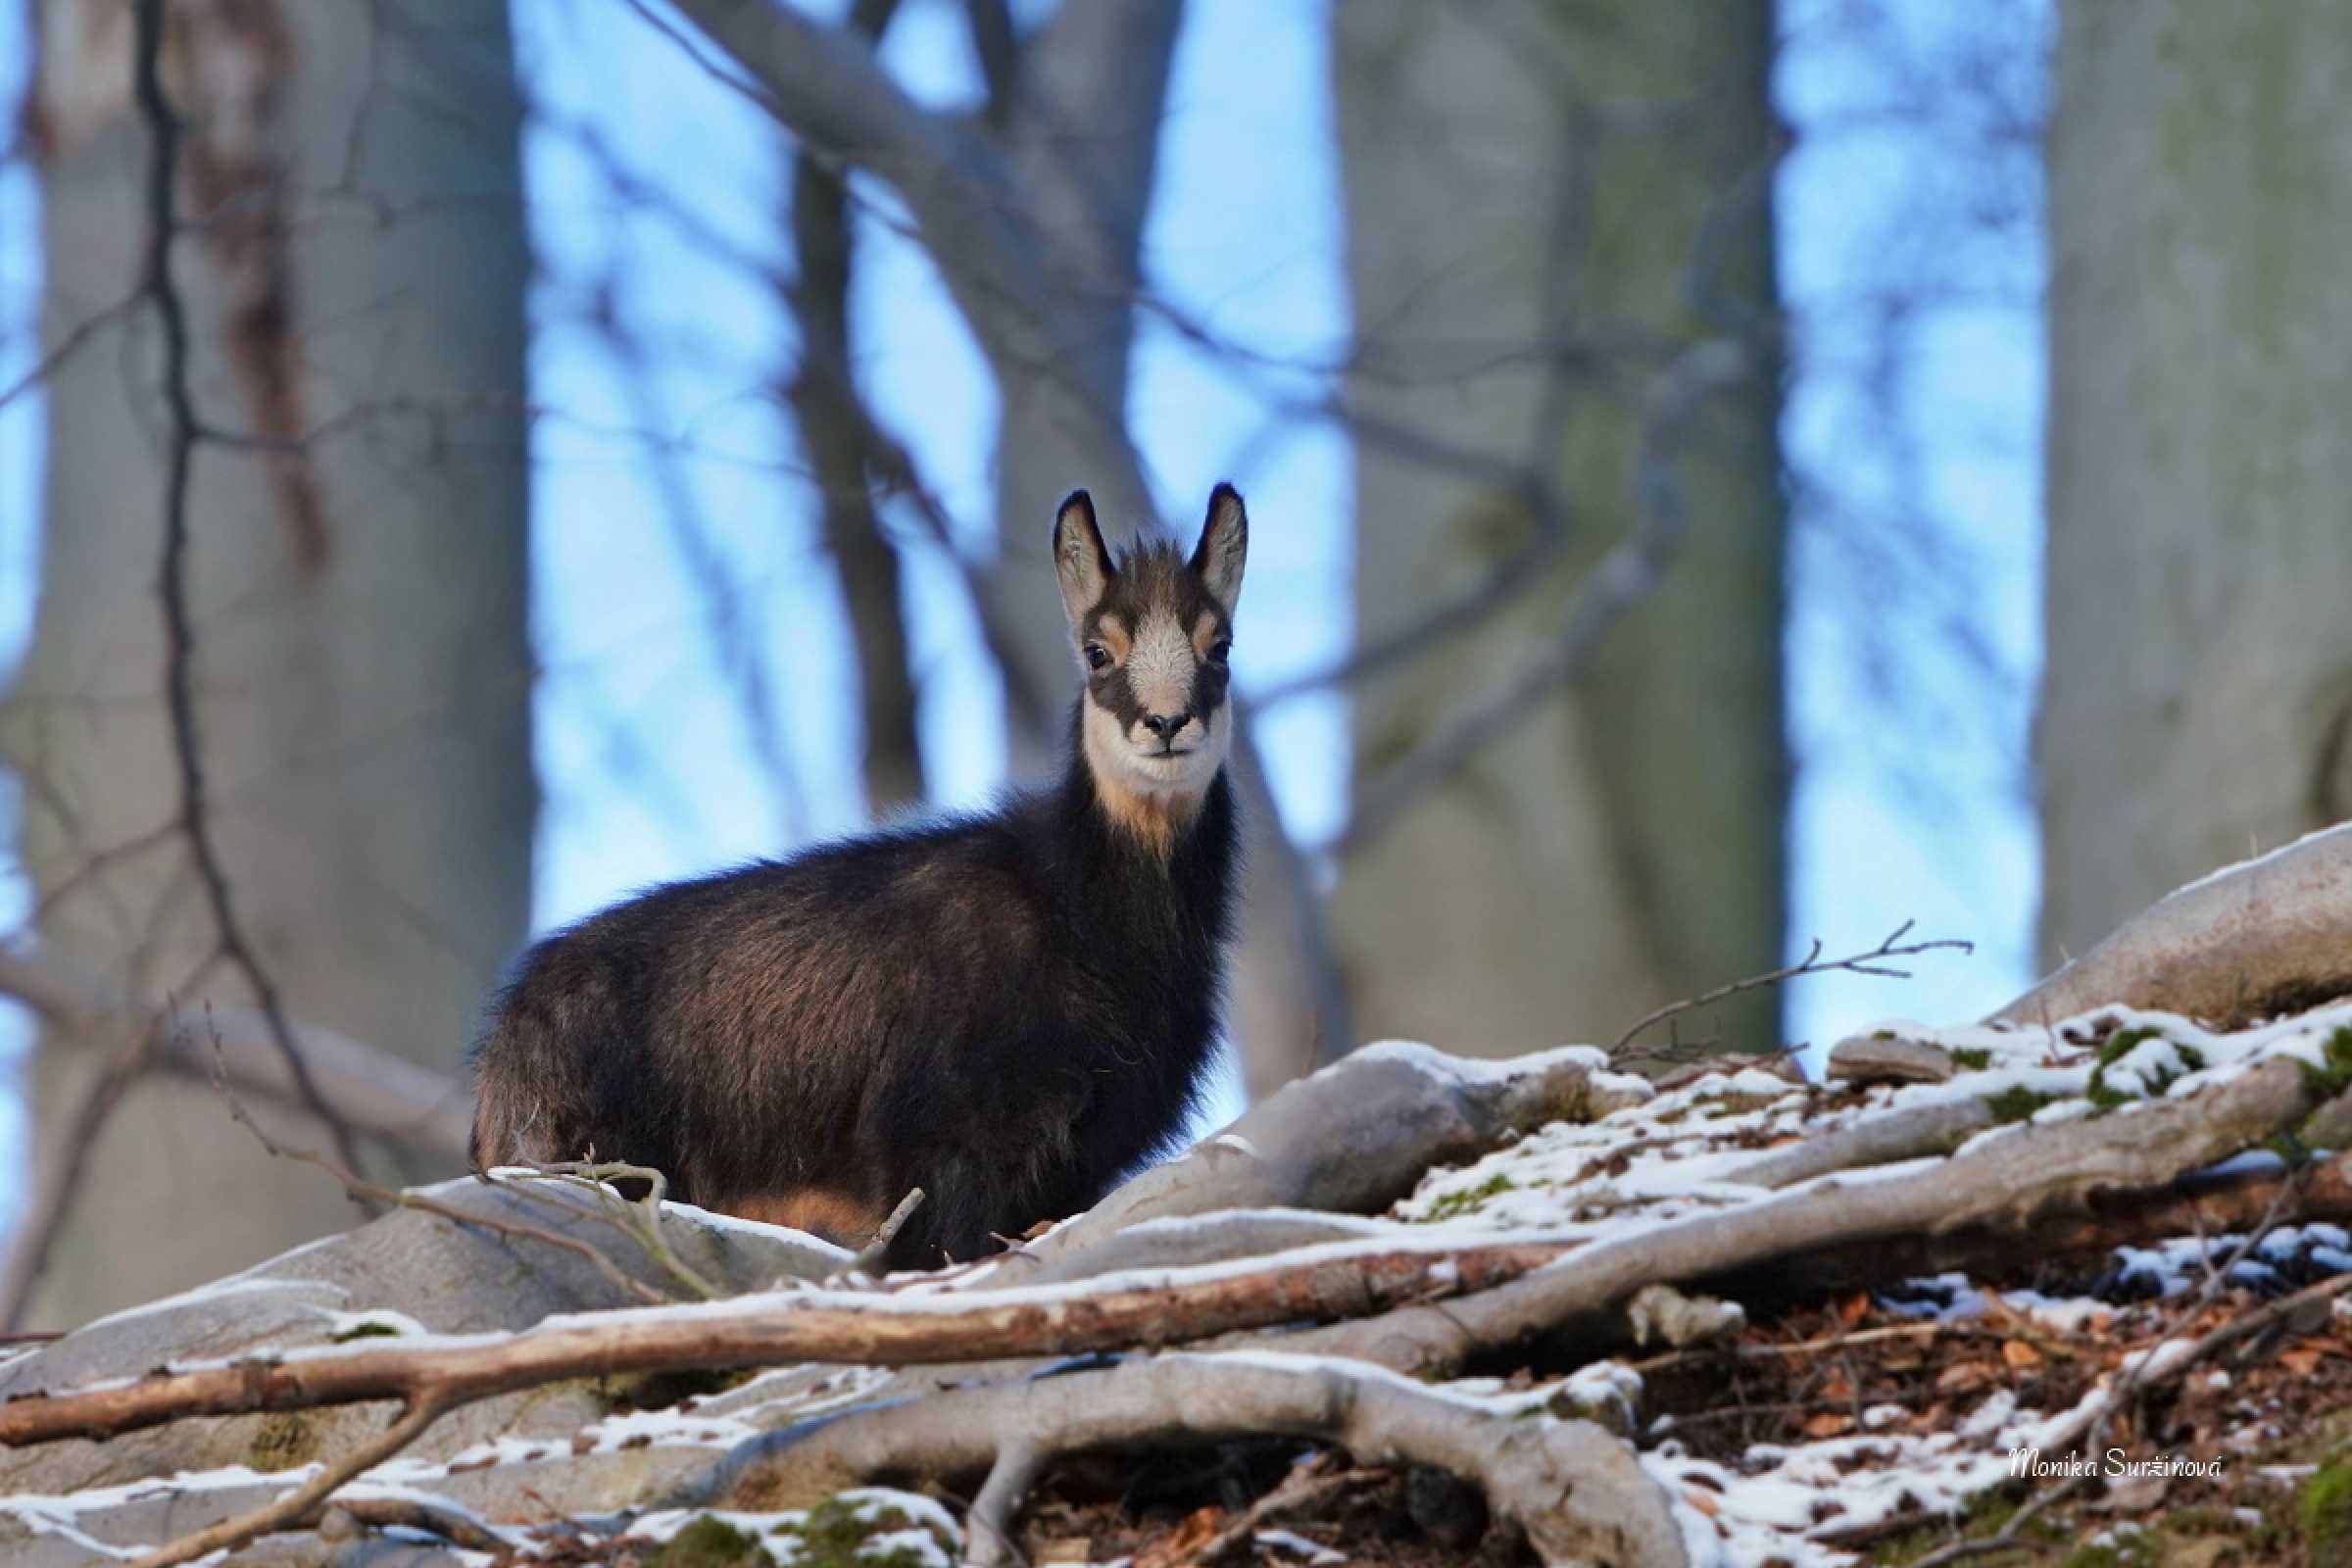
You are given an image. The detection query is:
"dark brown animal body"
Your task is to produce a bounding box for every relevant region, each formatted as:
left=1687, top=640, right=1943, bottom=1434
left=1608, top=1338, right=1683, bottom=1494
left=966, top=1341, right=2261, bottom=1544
left=470, top=486, right=1250, bottom=1268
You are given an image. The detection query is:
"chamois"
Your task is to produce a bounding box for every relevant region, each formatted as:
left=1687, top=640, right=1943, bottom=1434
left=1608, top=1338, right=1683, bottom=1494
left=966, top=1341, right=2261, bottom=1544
left=468, top=484, right=1248, bottom=1268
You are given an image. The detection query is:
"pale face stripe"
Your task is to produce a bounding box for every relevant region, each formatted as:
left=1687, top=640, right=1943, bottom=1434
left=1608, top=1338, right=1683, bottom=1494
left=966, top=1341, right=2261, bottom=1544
left=1125, top=607, right=1197, bottom=723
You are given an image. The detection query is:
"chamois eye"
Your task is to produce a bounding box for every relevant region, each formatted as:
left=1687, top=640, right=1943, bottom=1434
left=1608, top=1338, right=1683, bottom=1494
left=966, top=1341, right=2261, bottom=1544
left=1085, top=642, right=1111, bottom=671
left=1207, top=637, right=1232, bottom=665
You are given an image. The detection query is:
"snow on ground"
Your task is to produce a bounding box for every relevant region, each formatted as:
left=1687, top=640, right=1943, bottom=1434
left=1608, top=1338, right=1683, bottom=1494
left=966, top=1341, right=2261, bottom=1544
left=18, top=1000, right=2352, bottom=1565
left=1382, top=999, right=2352, bottom=1565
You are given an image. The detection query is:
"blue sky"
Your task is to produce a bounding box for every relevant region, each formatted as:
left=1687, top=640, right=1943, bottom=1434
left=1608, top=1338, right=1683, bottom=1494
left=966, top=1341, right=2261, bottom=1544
left=0, top=0, right=2047, bottom=1167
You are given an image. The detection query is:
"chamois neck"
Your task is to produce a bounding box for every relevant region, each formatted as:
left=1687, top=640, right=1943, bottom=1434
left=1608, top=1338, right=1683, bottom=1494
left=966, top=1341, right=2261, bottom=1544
left=1062, top=702, right=1227, bottom=863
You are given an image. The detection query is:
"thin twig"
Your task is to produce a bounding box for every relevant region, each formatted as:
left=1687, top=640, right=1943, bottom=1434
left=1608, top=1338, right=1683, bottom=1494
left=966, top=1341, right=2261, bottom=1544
left=0, top=1240, right=1581, bottom=1446
left=486, top=1160, right=725, bottom=1300
left=208, top=1039, right=667, bottom=1306
left=1612, top=919, right=1975, bottom=1057
left=850, top=1187, right=927, bottom=1274
left=127, top=1394, right=460, bottom=1568
left=130, top=0, right=372, bottom=1192
left=1907, top=1169, right=2304, bottom=1566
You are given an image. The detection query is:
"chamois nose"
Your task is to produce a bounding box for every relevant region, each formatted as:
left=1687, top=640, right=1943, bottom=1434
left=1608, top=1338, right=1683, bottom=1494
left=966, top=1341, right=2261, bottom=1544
left=1141, top=710, right=1188, bottom=741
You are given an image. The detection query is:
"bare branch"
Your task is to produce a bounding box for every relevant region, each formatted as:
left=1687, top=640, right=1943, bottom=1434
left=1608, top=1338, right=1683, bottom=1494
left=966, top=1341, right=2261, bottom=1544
left=127, top=1394, right=458, bottom=1568
left=0, top=1240, right=1575, bottom=1448
left=210, top=1052, right=669, bottom=1309
left=722, top=1353, right=1687, bottom=1568
left=1284, top=1055, right=2324, bottom=1376
left=850, top=1187, right=928, bottom=1274
left=1611, top=920, right=1975, bottom=1057
left=0, top=946, right=473, bottom=1165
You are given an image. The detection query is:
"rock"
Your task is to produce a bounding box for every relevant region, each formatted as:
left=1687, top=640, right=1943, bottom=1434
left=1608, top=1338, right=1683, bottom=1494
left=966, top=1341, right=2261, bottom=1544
left=1826, top=1033, right=1956, bottom=1085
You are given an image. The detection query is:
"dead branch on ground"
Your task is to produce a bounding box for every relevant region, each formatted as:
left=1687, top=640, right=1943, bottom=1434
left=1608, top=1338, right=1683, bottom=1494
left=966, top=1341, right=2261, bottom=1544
left=0, top=1240, right=1576, bottom=1448
left=1613, top=918, right=1975, bottom=1057
left=718, top=1352, right=1687, bottom=1568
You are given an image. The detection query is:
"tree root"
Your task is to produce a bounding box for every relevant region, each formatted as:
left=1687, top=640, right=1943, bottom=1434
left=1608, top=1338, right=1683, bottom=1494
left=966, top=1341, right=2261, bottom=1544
left=1991, top=821, right=2352, bottom=1028
left=715, top=1352, right=1689, bottom=1567
left=1282, top=1055, right=2320, bottom=1375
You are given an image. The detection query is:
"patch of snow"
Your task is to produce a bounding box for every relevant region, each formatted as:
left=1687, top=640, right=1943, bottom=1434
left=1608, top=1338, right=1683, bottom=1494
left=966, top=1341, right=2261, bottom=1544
left=1252, top=1529, right=1344, bottom=1564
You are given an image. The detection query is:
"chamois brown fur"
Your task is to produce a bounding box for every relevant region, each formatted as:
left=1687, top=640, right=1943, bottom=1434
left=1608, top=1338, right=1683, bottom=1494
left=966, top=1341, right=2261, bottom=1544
left=469, top=486, right=1249, bottom=1268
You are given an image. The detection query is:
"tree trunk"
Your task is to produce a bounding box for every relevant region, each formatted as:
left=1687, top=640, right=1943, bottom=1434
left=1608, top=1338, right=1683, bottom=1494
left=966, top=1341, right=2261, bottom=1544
left=2, top=0, right=532, bottom=1326
left=2039, top=1, right=2352, bottom=969
left=1331, top=4, right=1786, bottom=1056
left=786, top=152, right=925, bottom=817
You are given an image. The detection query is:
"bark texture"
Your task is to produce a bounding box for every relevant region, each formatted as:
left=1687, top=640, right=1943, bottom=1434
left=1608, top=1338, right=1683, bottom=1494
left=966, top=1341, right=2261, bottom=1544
left=2041, top=1, right=2352, bottom=966
left=2, top=0, right=531, bottom=1325
left=1332, top=2, right=1786, bottom=1057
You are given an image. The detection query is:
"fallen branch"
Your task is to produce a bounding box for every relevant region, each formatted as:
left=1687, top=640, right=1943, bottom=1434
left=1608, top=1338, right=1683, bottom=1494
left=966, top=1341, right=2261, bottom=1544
left=1282, top=1055, right=2321, bottom=1375
left=850, top=1187, right=927, bottom=1274
left=1025, top=1043, right=1642, bottom=1267
left=0, top=1240, right=1574, bottom=1447
left=128, top=1394, right=458, bottom=1568
left=1613, top=920, right=1974, bottom=1057
left=1905, top=1175, right=2303, bottom=1567
left=716, top=1353, right=1687, bottom=1568
left=1991, top=821, right=2352, bottom=1028
left=483, top=1160, right=726, bottom=1300
left=214, top=1055, right=669, bottom=1308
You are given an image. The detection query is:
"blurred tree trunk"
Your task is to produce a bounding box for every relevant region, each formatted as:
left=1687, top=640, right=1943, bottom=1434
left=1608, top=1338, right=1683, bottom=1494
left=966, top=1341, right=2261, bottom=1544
left=1332, top=4, right=1786, bottom=1057
left=786, top=148, right=924, bottom=818
left=975, top=2, right=1343, bottom=1090
left=1, top=0, right=532, bottom=1326
left=783, top=0, right=923, bottom=819
left=985, top=3, right=1180, bottom=772
left=2039, top=1, right=2352, bottom=968
left=671, top=0, right=1346, bottom=1096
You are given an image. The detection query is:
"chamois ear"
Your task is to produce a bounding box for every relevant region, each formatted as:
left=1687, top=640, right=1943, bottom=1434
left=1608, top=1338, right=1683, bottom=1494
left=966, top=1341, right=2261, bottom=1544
left=1191, top=482, right=1248, bottom=612
left=1054, top=489, right=1114, bottom=631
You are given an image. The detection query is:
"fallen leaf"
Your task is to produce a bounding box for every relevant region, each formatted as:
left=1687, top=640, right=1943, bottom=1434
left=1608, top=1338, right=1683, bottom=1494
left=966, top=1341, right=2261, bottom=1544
left=1137, top=1505, right=1225, bottom=1568
left=1802, top=1411, right=1855, bottom=1438
left=2001, top=1339, right=2044, bottom=1370
left=2281, top=1344, right=2326, bottom=1377
left=1936, top=1361, right=1996, bottom=1395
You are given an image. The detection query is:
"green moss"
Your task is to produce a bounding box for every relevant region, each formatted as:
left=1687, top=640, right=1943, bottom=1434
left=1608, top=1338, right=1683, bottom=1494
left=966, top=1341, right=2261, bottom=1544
left=1419, top=1172, right=1518, bottom=1222
left=2304, top=1453, right=2352, bottom=1566
left=329, top=1321, right=403, bottom=1344
left=652, top=1516, right=773, bottom=1568
left=2302, top=1028, right=2352, bottom=1102
left=781, top=1496, right=955, bottom=1568
left=1950, top=1047, right=1994, bottom=1071
left=2084, top=1027, right=2206, bottom=1109
left=2085, top=1076, right=2132, bottom=1110
left=1984, top=1086, right=2057, bottom=1125
left=602, top=1365, right=759, bottom=1413
left=247, top=1412, right=321, bottom=1473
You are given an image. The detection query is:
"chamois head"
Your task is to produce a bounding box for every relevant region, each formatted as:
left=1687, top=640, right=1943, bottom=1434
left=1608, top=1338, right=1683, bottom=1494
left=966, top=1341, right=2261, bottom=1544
left=1054, top=484, right=1248, bottom=844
